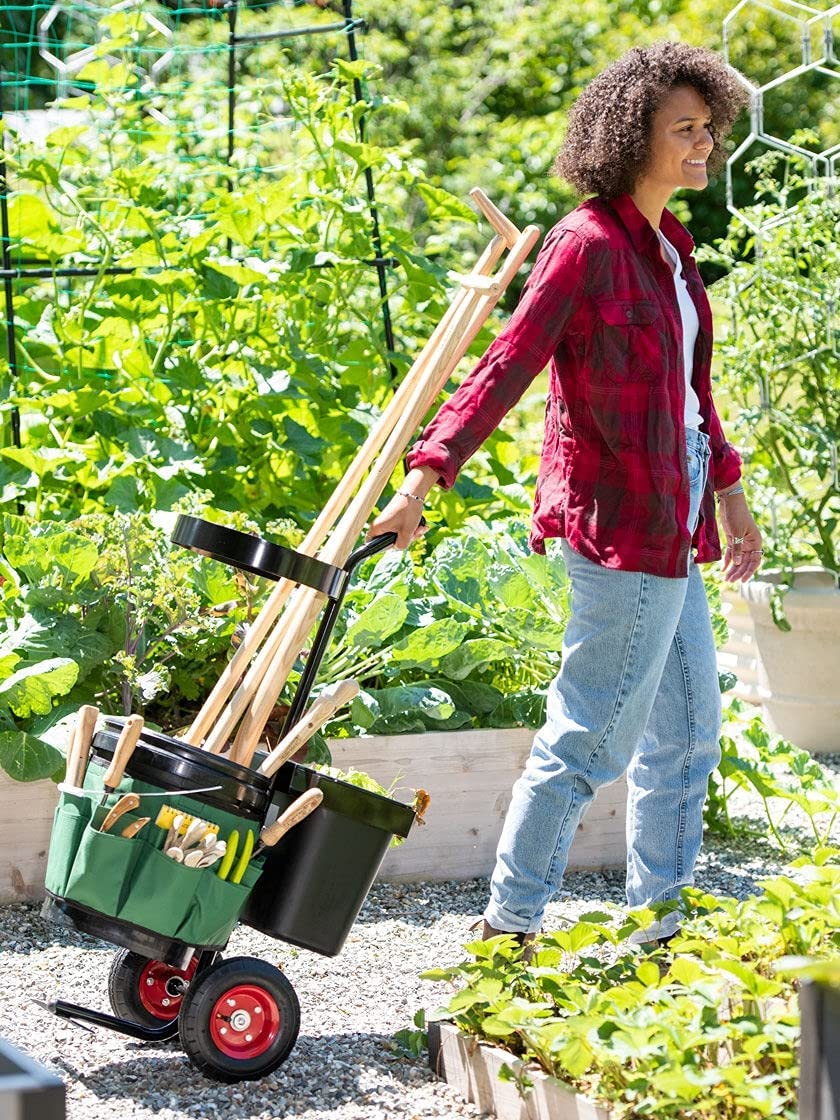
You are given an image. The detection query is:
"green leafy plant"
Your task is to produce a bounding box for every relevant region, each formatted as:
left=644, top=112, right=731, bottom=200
left=301, top=518, right=571, bottom=740
left=705, top=700, right=840, bottom=852
left=703, top=153, right=840, bottom=602
left=0, top=17, right=475, bottom=525
left=0, top=507, right=259, bottom=782
left=392, top=1008, right=428, bottom=1059
left=422, top=852, right=840, bottom=1119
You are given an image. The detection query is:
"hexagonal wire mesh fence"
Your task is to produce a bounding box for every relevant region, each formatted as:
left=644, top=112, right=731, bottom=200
left=720, top=0, right=839, bottom=525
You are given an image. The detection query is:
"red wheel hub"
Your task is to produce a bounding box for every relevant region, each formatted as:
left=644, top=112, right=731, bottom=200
left=209, top=984, right=281, bottom=1060
left=138, top=957, right=199, bottom=1020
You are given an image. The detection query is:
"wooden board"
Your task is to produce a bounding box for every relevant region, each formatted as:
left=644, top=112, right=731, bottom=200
left=327, top=727, right=627, bottom=883
left=429, top=1020, right=612, bottom=1120
left=0, top=774, right=59, bottom=903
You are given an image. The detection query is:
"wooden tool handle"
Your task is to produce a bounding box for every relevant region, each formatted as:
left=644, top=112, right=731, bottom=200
left=101, top=793, right=140, bottom=833
left=259, top=789, right=324, bottom=847
left=469, top=187, right=521, bottom=247
left=103, top=714, right=144, bottom=791
left=67, top=705, right=99, bottom=788
left=257, top=679, right=360, bottom=777
left=121, top=817, right=150, bottom=839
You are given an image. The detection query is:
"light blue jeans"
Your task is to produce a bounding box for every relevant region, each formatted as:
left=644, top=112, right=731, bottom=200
left=486, top=428, right=719, bottom=941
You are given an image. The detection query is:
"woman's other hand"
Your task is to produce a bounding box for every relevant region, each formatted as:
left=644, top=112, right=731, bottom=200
left=365, top=466, right=438, bottom=551
left=718, top=492, right=763, bottom=582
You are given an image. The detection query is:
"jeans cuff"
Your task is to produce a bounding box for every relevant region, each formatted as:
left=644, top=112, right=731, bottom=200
left=483, top=904, right=541, bottom=936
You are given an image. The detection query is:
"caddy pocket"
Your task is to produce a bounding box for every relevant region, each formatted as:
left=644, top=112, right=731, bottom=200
left=117, top=844, right=198, bottom=937
left=44, top=797, right=89, bottom=898
left=176, top=861, right=262, bottom=947
left=63, top=825, right=142, bottom=917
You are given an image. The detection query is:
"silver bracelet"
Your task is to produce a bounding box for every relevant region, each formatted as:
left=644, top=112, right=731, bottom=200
left=717, top=482, right=745, bottom=501
left=396, top=490, right=424, bottom=504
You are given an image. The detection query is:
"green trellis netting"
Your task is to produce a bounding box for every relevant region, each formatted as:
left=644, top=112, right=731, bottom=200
left=0, top=1, right=462, bottom=520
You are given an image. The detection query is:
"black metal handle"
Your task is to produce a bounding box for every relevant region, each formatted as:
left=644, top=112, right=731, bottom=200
left=343, top=516, right=426, bottom=575
left=278, top=521, right=424, bottom=736
left=343, top=531, right=397, bottom=572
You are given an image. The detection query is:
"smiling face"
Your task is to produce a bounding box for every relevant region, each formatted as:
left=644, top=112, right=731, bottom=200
left=635, top=84, right=715, bottom=198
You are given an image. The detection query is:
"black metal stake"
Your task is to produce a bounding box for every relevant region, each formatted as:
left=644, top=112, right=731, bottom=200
left=342, top=0, right=398, bottom=382
left=0, top=72, right=21, bottom=451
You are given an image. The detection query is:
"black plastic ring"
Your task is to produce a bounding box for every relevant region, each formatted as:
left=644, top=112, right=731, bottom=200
left=171, top=515, right=349, bottom=597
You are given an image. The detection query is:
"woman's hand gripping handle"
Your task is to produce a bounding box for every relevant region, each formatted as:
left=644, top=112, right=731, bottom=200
left=366, top=466, right=438, bottom=550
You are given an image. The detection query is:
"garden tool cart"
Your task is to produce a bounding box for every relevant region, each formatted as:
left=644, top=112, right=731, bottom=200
left=40, top=191, right=540, bottom=1083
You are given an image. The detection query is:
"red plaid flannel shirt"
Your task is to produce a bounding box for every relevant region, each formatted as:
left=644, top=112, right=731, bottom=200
left=406, top=193, right=742, bottom=578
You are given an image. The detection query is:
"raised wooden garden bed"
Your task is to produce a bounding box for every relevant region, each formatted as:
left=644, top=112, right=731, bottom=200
left=428, top=1020, right=610, bottom=1120
left=328, top=727, right=627, bottom=882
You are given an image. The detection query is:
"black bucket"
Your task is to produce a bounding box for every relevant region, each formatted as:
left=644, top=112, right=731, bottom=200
left=242, top=763, right=416, bottom=957
left=91, top=716, right=272, bottom=821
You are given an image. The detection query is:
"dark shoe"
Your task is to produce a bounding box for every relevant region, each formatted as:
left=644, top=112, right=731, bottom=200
left=638, top=930, right=678, bottom=977
left=472, top=919, right=538, bottom=961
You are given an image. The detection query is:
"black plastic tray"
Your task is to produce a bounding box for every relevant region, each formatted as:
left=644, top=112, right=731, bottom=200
left=243, top=762, right=415, bottom=956
left=171, top=514, right=348, bottom=596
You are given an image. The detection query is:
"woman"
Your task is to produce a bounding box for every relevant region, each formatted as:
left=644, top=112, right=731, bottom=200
left=368, top=41, right=762, bottom=946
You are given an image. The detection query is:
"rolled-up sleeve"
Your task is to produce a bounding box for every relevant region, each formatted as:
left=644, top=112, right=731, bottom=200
left=405, top=226, right=587, bottom=489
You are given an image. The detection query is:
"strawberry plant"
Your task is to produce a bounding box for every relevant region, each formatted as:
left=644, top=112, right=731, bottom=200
left=422, top=852, right=840, bottom=1119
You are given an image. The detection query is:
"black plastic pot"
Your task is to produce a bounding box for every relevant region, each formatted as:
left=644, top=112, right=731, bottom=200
left=242, top=762, right=415, bottom=957
left=799, top=980, right=840, bottom=1120
left=91, top=716, right=272, bottom=821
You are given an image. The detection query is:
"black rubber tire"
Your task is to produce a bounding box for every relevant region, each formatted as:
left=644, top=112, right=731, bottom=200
left=178, top=956, right=300, bottom=1082
left=107, top=949, right=213, bottom=1028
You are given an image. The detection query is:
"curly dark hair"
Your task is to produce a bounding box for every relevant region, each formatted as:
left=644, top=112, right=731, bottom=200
left=553, top=41, right=749, bottom=198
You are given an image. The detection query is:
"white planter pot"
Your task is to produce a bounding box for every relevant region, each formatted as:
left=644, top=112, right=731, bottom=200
left=428, top=1020, right=611, bottom=1120
left=740, top=568, right=840, bottom=753
left=327, top=728, right=627, bottom=883
left=0, top=773, right=60, bottom=904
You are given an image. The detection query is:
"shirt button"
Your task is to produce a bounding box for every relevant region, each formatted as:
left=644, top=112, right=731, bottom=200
left=625, top=309, right=633, bottom=319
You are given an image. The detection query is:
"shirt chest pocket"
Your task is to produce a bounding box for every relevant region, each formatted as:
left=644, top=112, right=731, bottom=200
left=591, top=298, right=662, bottom=383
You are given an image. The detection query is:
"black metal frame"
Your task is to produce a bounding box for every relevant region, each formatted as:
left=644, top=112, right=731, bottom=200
left=280, top=529, right=396, bottom=731
left=40, top=527, right=397, bottom=1043
left=0, top=0, right=398, bottom=454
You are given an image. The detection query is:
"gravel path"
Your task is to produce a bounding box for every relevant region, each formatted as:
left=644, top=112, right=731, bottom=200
left=3, top=754, right=837, bottom=1120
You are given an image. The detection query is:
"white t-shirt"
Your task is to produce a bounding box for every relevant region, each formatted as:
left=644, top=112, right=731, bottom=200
left=657, top=229, right=703, bottom=431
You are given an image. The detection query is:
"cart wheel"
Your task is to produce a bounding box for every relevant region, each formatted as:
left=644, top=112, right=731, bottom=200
left=108, top=950, right=212, bottom=1027
left=179, top=956, right=300, bottom=1082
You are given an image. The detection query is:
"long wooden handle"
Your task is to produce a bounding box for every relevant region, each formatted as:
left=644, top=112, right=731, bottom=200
left=187, top=256, right=492, bottom=749
left=231, top=222, right=540, bottom=768
left=103, top=714, right=144, bottom=791
left=66, top=705, right=99, bottom=788
left=257, top=679, right=360, bottom=777
left=229, top=292, right=489, bottom=765
left=258, top=789, right=324, bottom=848
left=469, top=187, right=520, bottom=247
left=193, top=227, right=511, bottom=753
